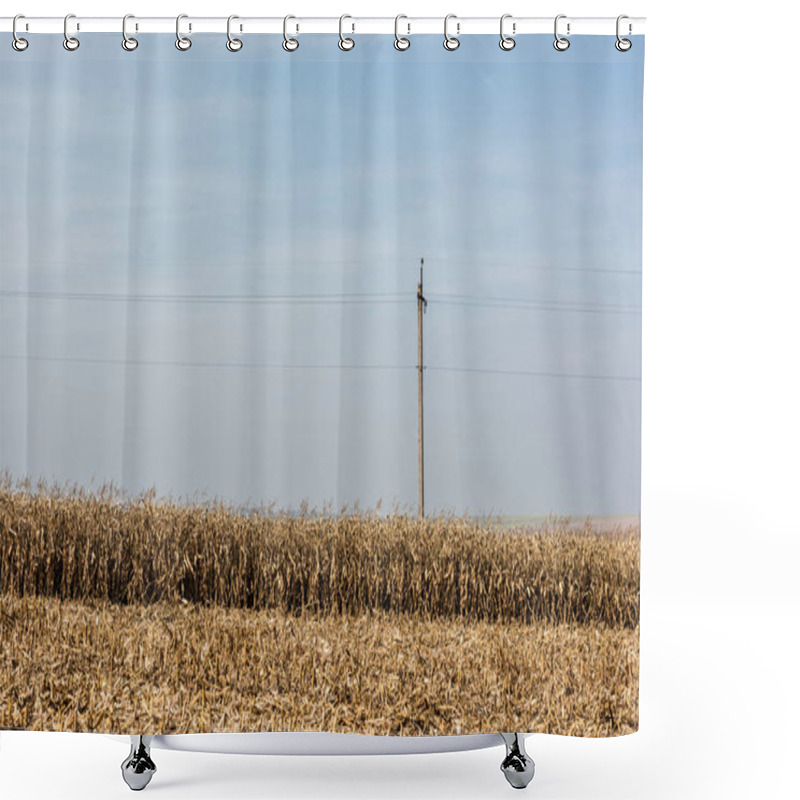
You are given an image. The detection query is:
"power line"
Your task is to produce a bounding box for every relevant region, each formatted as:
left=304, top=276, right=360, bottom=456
left=0, top=354, right=414, bottom=371
left=3, top=257, right=642, bottom=276
left=0, top=353, right=640, bottom=382
left=428, top=292, right=639, bottom=310
left=428, top=297, right=641, bottom=316
left=0, top=289, right=409, bottom=305
left=426, top=366, right=641, bottom=382
left=0, top=289, right=640, bottom=315
left=422, top=257, right=642, bottom=276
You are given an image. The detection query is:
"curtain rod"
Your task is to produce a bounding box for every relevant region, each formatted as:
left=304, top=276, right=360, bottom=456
left=1, top=16, right=646, bottom=36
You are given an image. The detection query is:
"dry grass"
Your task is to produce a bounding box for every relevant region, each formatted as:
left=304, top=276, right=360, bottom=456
left=0, top=594, right=638, bottom=736
left=0, top=480, right=639, bottom=628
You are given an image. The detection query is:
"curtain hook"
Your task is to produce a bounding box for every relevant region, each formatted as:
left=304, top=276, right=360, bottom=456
left=443, top=14, right=460, bottom=51
left=616, top=15, right=632, bottom=51
left=63, top=13, right=80, bottom=51
left=175, top=14, right=192, bottom=50
left=283, top=15, right=299, bottom=51
left=338, top=14, right=355, bottom=51
left=12, top=14, right=29, bottom=51
left=122, top=15, right=138, bottom=51
left=554, top=14, right=570, bottom=51
left=394, top=14, right=410, bottom=50
left=227, top=15, right=243, bottom=51
left=499, top=14, right=515, bottom=51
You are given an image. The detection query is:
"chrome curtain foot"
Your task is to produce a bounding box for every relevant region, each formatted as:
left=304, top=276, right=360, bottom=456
left=121, top=735, right=157, bottom=791
left=500, top=733, right=535, bottom=790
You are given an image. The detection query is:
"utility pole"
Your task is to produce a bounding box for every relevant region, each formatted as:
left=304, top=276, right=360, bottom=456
left=417, top=258, right=427, bottom=519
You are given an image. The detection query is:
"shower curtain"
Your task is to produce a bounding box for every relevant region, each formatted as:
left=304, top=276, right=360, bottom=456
left=0, top=31, right=643, bottom=737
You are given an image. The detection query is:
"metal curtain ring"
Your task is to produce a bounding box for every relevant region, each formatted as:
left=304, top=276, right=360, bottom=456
left=443, top=14, right=460, bottom=51
left=12, top=14, right=28, bottom=51
left=394, top=15, right=410, bottom=50
left=176, top=14, right=192, bottom=50
left=63, top=13, right=79, bottom=51
left=338, top=14, right=355, bottom=50
left=553, top=14, right=570, bottom=51
left=283, top=15, right=299, bottom=51
left=227, top=15, right=243, bottom=51
left=499, top=14, right=515, bottom=50
left=122, top=14, right=138, bottom=51
left=616, top=15, right=632, bottom=51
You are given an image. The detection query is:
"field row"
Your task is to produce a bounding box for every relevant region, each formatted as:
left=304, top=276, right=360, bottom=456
left=0, top=485, right=639, bottom=626
left=0, top=593, right=638, bottom=736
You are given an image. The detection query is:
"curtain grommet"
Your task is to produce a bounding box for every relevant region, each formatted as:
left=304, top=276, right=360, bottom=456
left=63, top=13, right=80, bottom=51
left=12, top=15, right=29, bottom=51
left=226, top=15, right=243, bottom=52
left=553, top=15, right=570, bottom=51
left=338, top=14, right=355, bottom=51
left=121, top=15, right=138, bottom=51
left=443, top=14, right=460, bottom=51
left=394, top=15, right=410, bottom=51
left=176, top=14, right=192, bottom=51
left=499, top=14, right=516, bottom=51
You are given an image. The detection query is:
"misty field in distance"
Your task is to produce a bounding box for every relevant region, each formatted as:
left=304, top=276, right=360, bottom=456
left=0, top=479, right=639, bottom=736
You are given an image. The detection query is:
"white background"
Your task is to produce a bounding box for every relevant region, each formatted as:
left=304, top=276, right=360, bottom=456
left=1, top=1, right=799, bottom=798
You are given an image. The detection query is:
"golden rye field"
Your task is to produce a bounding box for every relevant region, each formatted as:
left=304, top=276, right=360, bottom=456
left=0, top=480, right=639, bottom=736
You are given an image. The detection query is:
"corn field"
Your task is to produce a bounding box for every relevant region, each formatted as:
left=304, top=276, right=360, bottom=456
left=0, top=477, right=639, bottom=735
left=0, top=594, right=638, bottom=735
left=0, top=479, right=639, bottom=627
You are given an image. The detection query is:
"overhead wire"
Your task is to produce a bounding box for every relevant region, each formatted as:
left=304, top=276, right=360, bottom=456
left=0, top=353, right=640, bottom=382
left=0, top=277, right=640, bottom=382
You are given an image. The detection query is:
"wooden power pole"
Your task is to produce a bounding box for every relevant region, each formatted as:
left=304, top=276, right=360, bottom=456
left=417, top=258, right=427, bottom=519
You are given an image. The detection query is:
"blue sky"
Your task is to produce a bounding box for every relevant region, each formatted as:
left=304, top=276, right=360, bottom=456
left=0, top=34, right=644, bottom=515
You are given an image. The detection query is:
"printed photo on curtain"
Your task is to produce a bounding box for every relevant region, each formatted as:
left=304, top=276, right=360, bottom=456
left=0, top=28, right=643, bottom=743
